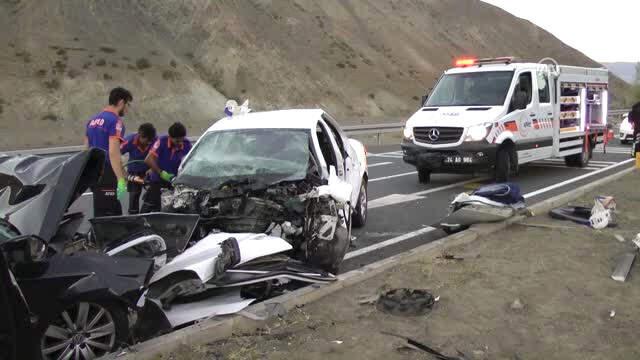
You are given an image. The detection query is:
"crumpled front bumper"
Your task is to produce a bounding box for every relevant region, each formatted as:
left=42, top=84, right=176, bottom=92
left=401, top=139, right=497, bottom=172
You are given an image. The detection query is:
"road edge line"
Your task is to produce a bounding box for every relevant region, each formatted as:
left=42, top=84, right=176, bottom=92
left=106, top=167, right=635, bottom=360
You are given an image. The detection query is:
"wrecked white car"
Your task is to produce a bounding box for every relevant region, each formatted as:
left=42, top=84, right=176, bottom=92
left=166, top=109, right=368, bottom=267
left=143, top=109, right=369, bottom=312
left=128, top=109, right=370, bottom=336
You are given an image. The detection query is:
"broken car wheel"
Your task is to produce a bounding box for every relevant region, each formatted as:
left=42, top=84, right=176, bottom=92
left=376, top=288, right=435, bottom=317
left=41, top=301, right=128, bottom=360
left=352, top=181, right=367, bottom=228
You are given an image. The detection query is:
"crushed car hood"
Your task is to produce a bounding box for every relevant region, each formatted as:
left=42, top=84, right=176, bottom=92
left=0, top=149, right=104, bottom=243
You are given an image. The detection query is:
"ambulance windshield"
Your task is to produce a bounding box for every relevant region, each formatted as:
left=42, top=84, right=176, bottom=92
left=425, top=71, right=514, bottom=107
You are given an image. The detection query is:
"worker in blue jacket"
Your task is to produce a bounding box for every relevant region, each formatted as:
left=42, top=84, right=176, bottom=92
left=141, top=122, right=192, bottom=212
left=84, top=87, right=131, bottom=217
left=120, top=123, right=156, bottom=214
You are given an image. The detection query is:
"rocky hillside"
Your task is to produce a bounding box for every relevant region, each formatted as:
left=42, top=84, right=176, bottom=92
left=0, top=0, right=628, bottom=150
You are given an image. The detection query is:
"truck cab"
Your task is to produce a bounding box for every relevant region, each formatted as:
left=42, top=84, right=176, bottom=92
left=402, top=57, right=608, bottom=183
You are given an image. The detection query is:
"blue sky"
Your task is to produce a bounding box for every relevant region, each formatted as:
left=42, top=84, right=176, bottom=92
left=481, top=0, right=639, bottom=63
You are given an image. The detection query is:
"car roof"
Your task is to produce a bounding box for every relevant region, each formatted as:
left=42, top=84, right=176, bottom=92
left=205, top=109, right=325, bottom=132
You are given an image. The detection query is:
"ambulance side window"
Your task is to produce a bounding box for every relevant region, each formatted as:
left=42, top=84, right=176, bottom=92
left=508, top=72, right=532, bottom=112
left=537, top=71, right=550, bottom=103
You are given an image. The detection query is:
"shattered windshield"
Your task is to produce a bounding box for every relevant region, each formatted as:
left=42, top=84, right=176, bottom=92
left=177, top=129, right=312, bottom=189
left=425, top=71, right=514, bottom=107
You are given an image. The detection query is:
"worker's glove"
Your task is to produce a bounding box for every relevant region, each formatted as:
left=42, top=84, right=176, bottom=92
left=117, top=178, right=127, bottom=201
left=160, top=170, right=175, bottom=182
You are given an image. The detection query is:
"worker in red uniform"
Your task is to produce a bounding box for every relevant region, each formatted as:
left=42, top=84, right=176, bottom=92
left=120, top=123, right=156, bottom=214
left=141, top=122, right=192, bottom=213
left=85, top=87, right=132, bottom=217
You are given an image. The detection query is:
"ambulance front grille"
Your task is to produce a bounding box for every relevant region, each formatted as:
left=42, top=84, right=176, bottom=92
left=413, top=127, right=464, bottom=145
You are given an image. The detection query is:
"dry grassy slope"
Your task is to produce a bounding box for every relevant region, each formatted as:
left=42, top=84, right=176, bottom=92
left=0, top=0, right=628, bottom=150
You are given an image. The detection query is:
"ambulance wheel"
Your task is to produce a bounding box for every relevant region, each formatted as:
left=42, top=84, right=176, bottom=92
left=564, top=140, right=591, bottom=167
left=495, top=145, right=513, bottom=182
left=418, top=168, right=431, bottom=184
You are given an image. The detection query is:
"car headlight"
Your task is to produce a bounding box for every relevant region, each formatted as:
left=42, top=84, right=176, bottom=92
left=403, top=126, right=414, bottom=141
left=465, top=124, right=491, bottom=142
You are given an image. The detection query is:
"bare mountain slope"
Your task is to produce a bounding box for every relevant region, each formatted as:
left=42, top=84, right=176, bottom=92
left=0, top=0, right=627, bottom=150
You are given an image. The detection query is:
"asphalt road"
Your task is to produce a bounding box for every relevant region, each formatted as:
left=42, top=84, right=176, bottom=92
left=69, top=140, right=635, bottom=272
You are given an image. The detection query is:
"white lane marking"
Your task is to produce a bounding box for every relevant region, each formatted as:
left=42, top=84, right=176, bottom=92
left=369, top=177, right=487, bottom=209
left=368, top=154, right=404, bottom=159
left=367, top=161, right=393, bottom=168
left=527, top=164, right=601, bottom=171
left=524, top=158, right=634, bottom=199
left=541, top=158, right=616, bottom=165
left=345, top=226, right=436, bottom=260
left=368, top=151, right=403, bottom=158
left=369, top=171, right=417, bottom=182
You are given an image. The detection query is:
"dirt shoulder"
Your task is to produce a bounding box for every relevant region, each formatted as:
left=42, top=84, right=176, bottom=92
left=160, top=172, right=640, bottom=360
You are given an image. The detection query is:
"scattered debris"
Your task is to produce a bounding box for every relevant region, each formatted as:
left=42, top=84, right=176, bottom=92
left=331, top=340, right=343, bottom=344
left=381, top=331, right=465, bottom=360
left=357, top=293, right=380, bottom=305
left=437, top=254, right=464, bottom=261
left=510, top=298, right=525, bottom=311
left=515, top=222, right=578, bottom=230
left=611, top=253, right=636, bottom=282
left=441, top=183, right=526, bottom=233
left=614, top=234, right=626, bottom=242
left=550, top=196, right=617, bottom=229
left=376, top=288, right=436, bottom=316
left=633, top=234, right=640, bottom=250
left=610, top=310, right=616, bottom=318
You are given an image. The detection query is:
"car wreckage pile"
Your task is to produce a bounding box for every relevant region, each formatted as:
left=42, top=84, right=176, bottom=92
left=0, top=148, right=356, bottom=359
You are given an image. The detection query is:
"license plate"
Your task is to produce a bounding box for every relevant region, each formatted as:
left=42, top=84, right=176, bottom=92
left=444, top=156, right=473, bottom=164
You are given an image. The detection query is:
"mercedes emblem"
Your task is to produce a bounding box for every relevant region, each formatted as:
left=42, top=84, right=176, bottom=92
left=428, top=128, right=440, bottom=141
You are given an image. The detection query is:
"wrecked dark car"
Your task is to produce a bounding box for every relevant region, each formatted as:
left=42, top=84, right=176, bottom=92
left=0, top=150, right=168, bottom=359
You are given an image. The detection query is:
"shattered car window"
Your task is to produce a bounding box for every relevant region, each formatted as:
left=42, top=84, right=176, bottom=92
left=177, top=129, right=312, bottom=188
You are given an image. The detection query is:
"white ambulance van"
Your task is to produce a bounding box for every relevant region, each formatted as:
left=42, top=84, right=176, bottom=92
left=401, top=57, right=608, bottom=183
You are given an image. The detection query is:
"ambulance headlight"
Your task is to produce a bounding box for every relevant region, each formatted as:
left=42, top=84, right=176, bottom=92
left=465, top=124, right=491, bottom=142
left=403, top=125, right=414, bottom=141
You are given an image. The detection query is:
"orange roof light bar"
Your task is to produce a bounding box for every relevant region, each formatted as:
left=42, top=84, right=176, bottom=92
left=455, top=58, right=476, bottom=67
left=455, top=56, right=515, bottom=67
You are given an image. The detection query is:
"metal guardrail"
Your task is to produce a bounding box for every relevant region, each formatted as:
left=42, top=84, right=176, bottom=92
left=1, top=110, right=631, bottom=156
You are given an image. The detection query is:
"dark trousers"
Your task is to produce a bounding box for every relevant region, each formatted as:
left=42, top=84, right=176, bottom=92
left=140, top=181, right=168, bottom=213
left=127, top=172, right=145, bottom=215
left=91, top=164, right=122, bottom=217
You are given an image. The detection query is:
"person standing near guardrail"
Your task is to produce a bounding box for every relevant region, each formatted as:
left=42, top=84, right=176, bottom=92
left=141, top=122, right=192, bottom=212
left=84, top=87, right=132, bottom=217
left=120, top=123, right=156, bottom=214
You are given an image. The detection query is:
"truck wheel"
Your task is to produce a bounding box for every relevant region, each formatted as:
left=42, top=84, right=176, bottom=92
left=418, top=168, right=431, bottom=184
left=495, top=146, right=512, bottom=182
left=564, top=139, right=591, bottom=167
left=352, top=181, right=367, bottom=228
